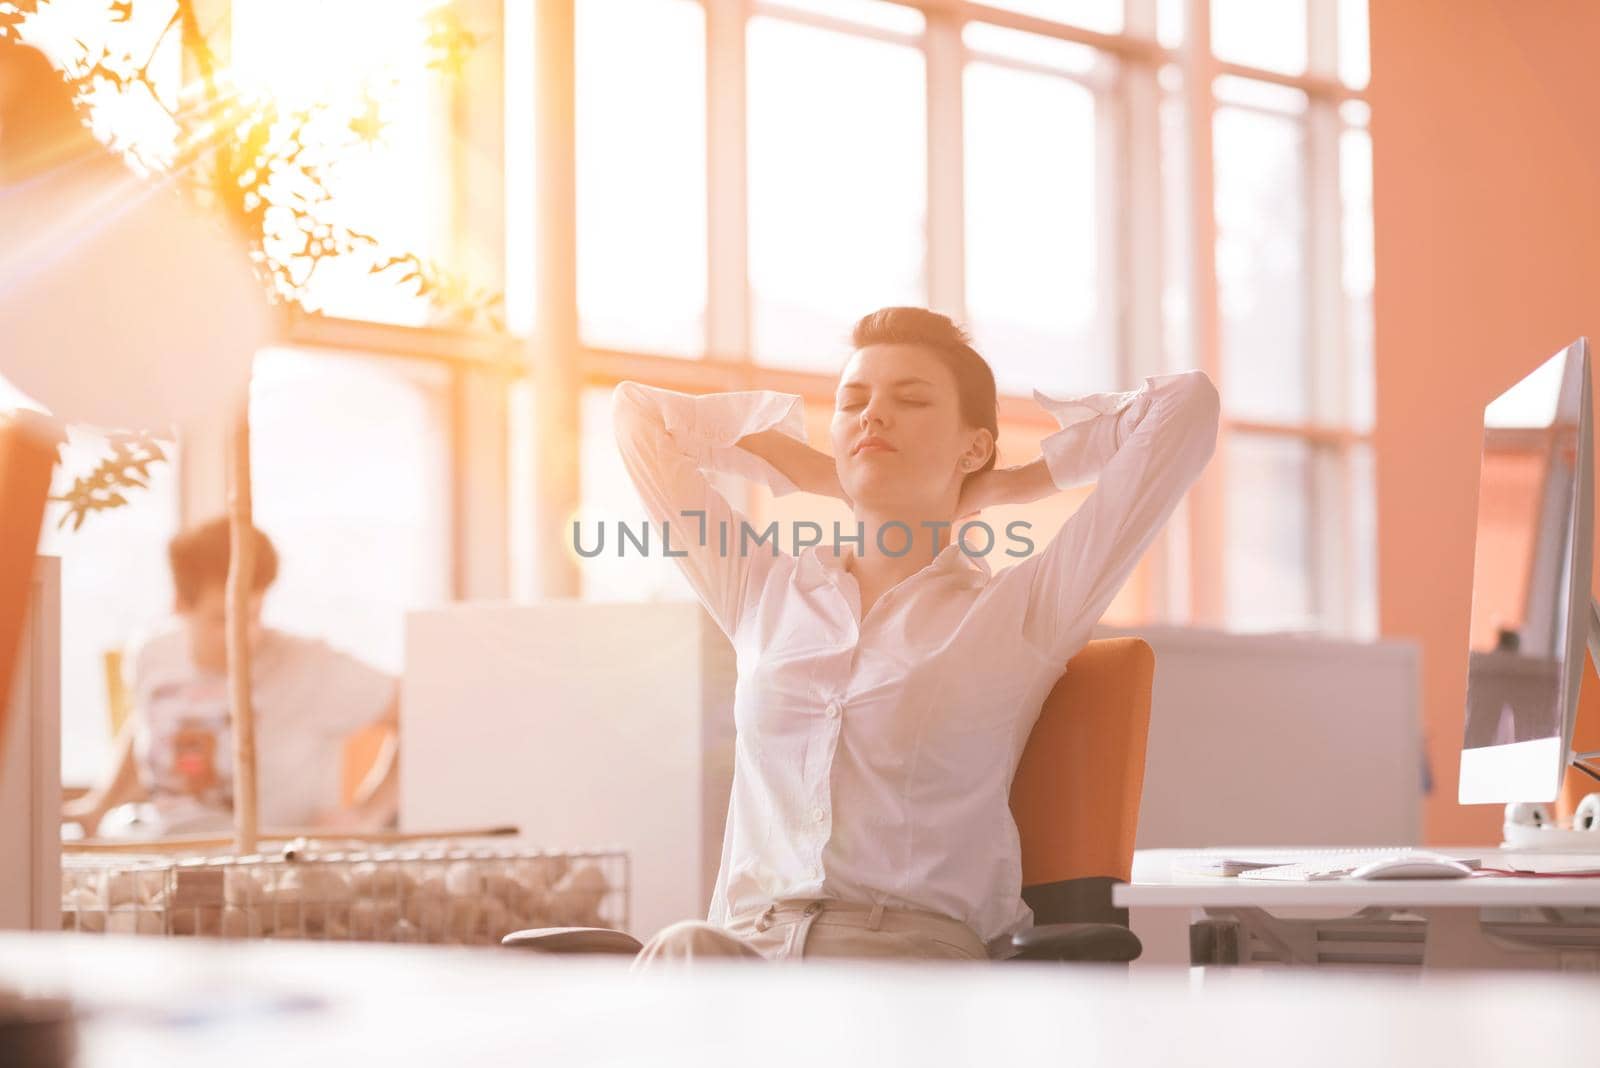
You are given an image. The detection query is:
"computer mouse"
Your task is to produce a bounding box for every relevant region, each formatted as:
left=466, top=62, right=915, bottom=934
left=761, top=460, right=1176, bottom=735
left=1348, top=856, right=1476, bottom=880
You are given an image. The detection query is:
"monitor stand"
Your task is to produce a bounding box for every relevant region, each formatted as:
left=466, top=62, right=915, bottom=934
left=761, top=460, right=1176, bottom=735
left=1502, top=597, right=1600, bottom=849
left=1571, top=596, right=1600, bottom=785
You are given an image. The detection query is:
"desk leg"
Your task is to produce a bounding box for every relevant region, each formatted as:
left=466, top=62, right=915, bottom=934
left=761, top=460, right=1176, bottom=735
left=1128, top=907, right=1191, bottom=969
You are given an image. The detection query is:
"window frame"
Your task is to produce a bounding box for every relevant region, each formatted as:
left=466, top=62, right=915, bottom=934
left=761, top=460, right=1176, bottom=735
left=564, top=0, right=1373, bottom=634
left=233, top=0, right=1376, bottom=635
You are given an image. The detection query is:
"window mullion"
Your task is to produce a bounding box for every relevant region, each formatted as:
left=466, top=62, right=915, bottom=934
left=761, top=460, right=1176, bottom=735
left=1181, top=0, right=1226, bottom=627
left=705, top=0, right=751, bottom=364
left=1119, top=59, right=1172, bottom=619
left=1124, top=0, right=1158, bottom=38
left=924, top=6, right=967, bottom=319
left=530, top=0, right=581, bottom=599
left=1307, top=0, right=1349, bottom=632
left=1307, top=0, right=1339, bottom=79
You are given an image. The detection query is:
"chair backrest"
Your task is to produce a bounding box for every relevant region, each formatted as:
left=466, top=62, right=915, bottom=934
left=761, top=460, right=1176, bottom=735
left=0, top=414, right=59, bottom=766
left=1009, top=637, right=1155, bottom=923
left=341, top=720, right=398, bottom=809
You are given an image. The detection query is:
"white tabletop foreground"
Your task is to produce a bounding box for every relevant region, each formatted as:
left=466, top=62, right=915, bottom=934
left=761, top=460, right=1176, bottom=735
left=1117, top=846, right=1600, bottom=909
left=3, top=932, right=1600, bottom=1067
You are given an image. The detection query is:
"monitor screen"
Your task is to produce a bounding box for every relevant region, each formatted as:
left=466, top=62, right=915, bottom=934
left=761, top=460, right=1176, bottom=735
left=1459, top=340, right=1592, bottom=803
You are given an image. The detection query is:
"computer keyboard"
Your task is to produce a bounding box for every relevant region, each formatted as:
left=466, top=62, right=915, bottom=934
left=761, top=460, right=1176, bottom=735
left=1236, top=851, right=1480, bottom=882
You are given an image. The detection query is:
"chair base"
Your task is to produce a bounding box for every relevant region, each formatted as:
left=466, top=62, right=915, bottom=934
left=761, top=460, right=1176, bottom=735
left=1012, top=877, right=1143, bottom=962
left=1009, top=922, right=1141, bottom=963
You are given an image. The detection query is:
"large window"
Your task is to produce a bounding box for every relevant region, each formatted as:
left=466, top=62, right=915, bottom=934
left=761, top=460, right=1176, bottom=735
left=249, top=349, right=454, bottom=674
left=745, top=14, right=928, bottom=370
left=244, top=0, right=1385, bottom=642
left=562, top=0, right=1376, bottom=636
left=576, top=0, right=708, bottom=355
left=963, top=28, right=1108, bottom=397
left=228, top=0, right=461, bottom=325
left=13, top=0, right=1379, bottom=770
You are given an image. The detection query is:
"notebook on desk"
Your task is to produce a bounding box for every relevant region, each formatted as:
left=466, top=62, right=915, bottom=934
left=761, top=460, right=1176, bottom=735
left=1174, top=849, right=1478, bottom=881
left=1173, top=856, right=1294, bottom=878
left=1236, top=851, right=1483, bottom=882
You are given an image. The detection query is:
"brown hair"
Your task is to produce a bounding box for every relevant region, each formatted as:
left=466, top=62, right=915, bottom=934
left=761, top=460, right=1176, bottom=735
left=849, top=307, right=999, bottom=476
left=168, top=517, right=279, bottom=609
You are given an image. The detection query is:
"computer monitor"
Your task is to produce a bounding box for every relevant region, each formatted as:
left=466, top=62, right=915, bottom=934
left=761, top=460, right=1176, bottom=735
left=1459, top=338, right=1595, bottom=804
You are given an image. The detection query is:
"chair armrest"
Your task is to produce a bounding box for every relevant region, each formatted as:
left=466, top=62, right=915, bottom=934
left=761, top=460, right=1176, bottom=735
left=1007, top=923, right=1142, bottom=963
left=501, top=926, right=644, bottom=955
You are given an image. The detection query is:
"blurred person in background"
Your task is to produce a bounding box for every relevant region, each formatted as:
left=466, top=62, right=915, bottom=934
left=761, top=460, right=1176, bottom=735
left=63, top=518, right=400, bottom=837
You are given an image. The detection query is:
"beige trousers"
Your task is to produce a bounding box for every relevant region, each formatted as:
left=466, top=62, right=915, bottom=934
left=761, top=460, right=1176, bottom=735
left=631, top=898, right=989, bottom=970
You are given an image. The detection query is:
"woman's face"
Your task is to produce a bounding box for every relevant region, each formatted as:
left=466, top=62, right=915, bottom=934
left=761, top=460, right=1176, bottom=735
left=830, top=343, right=992, bottom=514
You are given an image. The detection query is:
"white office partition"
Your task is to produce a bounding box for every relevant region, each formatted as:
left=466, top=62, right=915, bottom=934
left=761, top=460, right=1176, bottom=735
left=402, top=606, right=1421, bottom=942
left=402, top=601, right=736, bottom=940
left=0, top=556, right=61, bottom=931
left=1101, top=624, right=1423, bottom=848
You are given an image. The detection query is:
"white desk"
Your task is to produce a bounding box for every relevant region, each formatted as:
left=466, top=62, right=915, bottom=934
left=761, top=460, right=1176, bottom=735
left=1118, top=847, right=1600, bottom=969
left=5, top=932, right=1600, bottom=1067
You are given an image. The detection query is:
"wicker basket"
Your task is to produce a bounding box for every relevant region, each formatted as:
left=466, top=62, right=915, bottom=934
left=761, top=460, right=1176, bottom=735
left=61, top=843, right=628, bottom=945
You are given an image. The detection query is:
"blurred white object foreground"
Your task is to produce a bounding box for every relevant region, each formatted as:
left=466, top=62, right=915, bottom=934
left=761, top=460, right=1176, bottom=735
left=3, top=931, right=1600, bottom=1067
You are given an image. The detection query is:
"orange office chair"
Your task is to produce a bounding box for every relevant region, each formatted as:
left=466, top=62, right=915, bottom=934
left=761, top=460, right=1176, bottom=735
left=1005, top=635, right=1152, bottom=961
left=503, top=636, right=1155, bottom=962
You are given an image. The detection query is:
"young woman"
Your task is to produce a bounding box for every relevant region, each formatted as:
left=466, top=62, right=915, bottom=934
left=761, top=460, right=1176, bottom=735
left=612, top=307, right=1219, bottom=966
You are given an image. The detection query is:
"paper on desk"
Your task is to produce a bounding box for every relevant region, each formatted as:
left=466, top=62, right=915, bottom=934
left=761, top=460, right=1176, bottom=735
left=1171, top=856, right=1288, bottom=878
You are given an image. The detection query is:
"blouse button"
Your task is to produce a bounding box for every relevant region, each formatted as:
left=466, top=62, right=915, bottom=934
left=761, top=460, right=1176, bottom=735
left=826, top=701, right=842, bottom=720
left=812, top=807, right=825, bottom=823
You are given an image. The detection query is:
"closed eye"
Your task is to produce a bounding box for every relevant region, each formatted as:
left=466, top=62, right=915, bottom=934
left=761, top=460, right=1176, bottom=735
left=838, top=398, right=929, bottom=412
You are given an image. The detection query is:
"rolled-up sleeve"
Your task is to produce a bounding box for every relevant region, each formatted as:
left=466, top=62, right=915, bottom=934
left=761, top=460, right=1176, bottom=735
left=611, top=381, right=810, bottom=640
left=1031, top=384, right=1153, bottom=490
left=1014, top=370, right=1221, bottom=661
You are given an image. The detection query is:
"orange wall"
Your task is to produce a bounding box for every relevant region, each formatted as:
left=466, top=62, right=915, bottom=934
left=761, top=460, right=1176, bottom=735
left=1371, top=1, right=1600, bottom=842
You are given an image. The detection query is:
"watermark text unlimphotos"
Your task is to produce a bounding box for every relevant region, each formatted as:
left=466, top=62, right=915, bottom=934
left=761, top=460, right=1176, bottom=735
left=572, top=513, right=1036, bottom=559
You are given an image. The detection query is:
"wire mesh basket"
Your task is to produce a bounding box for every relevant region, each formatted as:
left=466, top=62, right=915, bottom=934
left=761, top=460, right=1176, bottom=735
left=61, top=843, right=629, bottom=945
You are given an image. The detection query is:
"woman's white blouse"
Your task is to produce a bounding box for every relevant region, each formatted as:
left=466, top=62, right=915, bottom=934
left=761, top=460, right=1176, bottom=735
left=611, top=370, right=1220, bottom=953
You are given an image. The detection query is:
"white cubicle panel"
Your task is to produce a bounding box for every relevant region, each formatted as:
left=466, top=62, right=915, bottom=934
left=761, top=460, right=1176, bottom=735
left=1100, top=624, right=1422, bottom=849
left=402, top=605, right=1421, bottom=940
left=0, top=556, right=61, bottom=931
left=401, top=601, right=736, bottom=941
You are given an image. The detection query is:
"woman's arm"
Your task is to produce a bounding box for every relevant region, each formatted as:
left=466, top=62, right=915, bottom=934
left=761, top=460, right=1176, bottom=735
left=734, top=429, right=851, bottom=505
left=958, top=383, right=1156, bottom=516
left=956, top=460, right=1052, bottom=517
left=612, top=381, right=815, bottom=639
left=1002, top=370, right=1220, bottom=661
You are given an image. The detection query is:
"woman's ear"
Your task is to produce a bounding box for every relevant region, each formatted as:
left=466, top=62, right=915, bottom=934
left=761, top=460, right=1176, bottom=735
left=962, top=429, right=996, bottom=471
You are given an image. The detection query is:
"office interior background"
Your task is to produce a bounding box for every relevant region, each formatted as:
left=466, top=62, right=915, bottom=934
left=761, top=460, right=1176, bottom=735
left=5, top=0, right=1596, bottom=847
